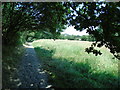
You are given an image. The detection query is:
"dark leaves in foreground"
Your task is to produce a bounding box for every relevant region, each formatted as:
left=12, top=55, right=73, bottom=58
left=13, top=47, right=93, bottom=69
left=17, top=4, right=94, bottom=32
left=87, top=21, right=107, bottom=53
left=85, top=46, right=102, bottom=56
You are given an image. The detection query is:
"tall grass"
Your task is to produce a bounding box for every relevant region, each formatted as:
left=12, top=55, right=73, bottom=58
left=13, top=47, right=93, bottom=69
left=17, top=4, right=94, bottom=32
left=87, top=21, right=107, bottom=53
left=2, top=45, right=25, bottom=88
left=33, top=39, right=119, bottom=88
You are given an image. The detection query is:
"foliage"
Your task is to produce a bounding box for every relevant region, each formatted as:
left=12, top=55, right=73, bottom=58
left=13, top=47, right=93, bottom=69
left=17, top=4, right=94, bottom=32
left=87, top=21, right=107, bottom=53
left=2, top=45, right=25, bottom=88
left=2, top=3, right=34, bottom=45
left=58, top=34, right=95, bottom=41
left=80, top=35, right=95, bottom=41
left=32, top=40, right=119, bottom=88
left=2, top=2, right=67, bottom=45
left=2, top=2, right=120, bottom=59
left=64, top=2, right=120, bottom=59
left=59, top=34, right=81, bottom=40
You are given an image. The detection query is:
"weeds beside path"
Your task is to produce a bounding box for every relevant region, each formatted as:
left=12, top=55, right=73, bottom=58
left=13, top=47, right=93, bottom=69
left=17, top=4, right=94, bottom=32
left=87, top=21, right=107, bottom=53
left=4, top=43, right=51, bottom=88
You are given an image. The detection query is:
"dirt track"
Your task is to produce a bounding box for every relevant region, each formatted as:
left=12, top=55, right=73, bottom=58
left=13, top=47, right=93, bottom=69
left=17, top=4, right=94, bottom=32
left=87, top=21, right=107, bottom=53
left=11, top=44, right=51, bottom=88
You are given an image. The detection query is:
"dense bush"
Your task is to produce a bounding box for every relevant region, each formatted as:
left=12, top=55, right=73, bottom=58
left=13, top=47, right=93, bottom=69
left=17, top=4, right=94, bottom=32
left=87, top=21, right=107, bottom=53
left=25, top=31, right=54, bottom=42
left=80, top=35, right=96, bottom=41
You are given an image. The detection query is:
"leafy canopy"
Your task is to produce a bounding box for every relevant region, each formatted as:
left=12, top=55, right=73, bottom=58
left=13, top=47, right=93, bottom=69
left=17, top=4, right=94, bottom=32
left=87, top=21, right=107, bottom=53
left=2, top=2, right=120, bottom=59
left=64, top=2, right=120, bottom=59
left=2, top=2, right=67, bottom=45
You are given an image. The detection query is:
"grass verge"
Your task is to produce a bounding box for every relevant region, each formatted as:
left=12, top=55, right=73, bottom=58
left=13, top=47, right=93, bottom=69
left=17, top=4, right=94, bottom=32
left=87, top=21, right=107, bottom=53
left=2, top=45, right=25, bottom=88
left=33, top=39, right=119, bottom=88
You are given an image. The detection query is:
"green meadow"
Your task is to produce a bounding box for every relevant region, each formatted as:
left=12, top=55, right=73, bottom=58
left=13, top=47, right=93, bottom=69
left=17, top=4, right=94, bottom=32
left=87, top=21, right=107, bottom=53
left=32, top=39, right=119, bottom=88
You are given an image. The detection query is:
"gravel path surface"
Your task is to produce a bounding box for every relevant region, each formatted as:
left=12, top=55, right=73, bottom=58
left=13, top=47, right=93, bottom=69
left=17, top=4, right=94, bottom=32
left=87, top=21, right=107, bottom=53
left=11, top=44, right=50, bottom=88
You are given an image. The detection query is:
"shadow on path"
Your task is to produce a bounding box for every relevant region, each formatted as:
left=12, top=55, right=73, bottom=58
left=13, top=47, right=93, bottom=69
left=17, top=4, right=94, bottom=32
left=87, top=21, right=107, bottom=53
left=10, top=44, right=51, bottom=88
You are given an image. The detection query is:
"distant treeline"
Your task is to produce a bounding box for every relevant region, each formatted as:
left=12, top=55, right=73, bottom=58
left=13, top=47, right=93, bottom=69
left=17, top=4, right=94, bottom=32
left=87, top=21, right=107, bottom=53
left=59, top=34, right=96, bottom=41
left=26, top=31, right=95, bottom=42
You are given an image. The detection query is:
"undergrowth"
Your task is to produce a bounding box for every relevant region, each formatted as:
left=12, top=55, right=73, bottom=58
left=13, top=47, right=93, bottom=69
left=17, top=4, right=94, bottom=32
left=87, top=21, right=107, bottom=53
left=2, top=45, right=25, bottom=88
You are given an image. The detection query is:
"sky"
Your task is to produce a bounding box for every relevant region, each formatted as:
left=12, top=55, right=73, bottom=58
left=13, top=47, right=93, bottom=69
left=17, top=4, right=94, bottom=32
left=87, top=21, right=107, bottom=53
left=61, top=2, right=106, bottom=36
left=61, top=26, right=88, bottom=36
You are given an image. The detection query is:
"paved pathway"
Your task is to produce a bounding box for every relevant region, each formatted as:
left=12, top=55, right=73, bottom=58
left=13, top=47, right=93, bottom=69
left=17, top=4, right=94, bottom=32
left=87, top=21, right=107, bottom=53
left=11, top=44, right=51, bottom=88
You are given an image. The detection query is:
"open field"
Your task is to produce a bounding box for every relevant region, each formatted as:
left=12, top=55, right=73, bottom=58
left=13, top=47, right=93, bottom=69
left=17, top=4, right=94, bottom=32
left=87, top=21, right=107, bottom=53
left=32, top=39, right=119, bottom=88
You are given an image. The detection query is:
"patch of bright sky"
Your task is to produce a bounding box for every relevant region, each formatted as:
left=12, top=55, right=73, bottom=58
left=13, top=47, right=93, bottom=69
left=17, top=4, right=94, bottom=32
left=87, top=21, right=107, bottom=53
left=93, top=0, right=105, bottom=1
left=61, top=26, right=88, bottom=36
left=98, top=0, right=106, bottom=1
left=62, top=2, right=107, bottom=36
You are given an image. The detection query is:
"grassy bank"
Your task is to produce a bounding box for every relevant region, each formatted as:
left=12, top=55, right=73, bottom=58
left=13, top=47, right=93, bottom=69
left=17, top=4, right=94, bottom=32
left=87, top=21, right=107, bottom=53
left=2, top=45, right=25, bottom=88
left=32, top=39, right=119, bottom=88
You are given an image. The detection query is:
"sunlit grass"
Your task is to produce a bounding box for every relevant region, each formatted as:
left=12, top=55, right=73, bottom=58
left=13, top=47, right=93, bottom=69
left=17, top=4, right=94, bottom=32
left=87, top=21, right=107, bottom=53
left=33, top=39, right=119, bottom=88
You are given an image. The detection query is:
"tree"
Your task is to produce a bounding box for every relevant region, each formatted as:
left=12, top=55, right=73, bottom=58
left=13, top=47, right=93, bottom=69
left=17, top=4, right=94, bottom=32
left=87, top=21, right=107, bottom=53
left=64, top=2, right=120, bottom=59
left=2, top=2, right=120, bottom=59
left=2, top=2, right=67, bottom=45
left=81, top=35, right=95, bottom=41
left=2, top=2, right=36, bottom=45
